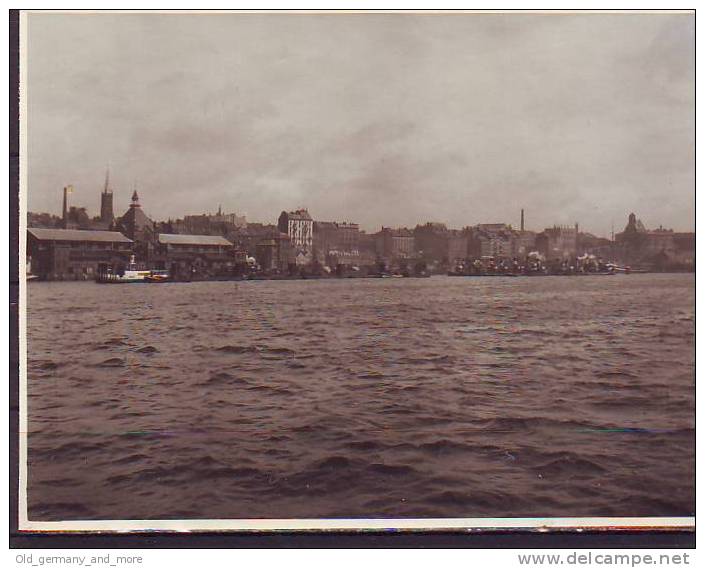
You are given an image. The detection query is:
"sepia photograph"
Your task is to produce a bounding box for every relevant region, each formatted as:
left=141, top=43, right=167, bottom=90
left=16, top=9, right=694, bottom=533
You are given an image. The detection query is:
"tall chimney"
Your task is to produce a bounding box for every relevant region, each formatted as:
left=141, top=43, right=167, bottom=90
left=520, top=209, right=525, bottom=232
left=62, top=186, right=68, bottom=227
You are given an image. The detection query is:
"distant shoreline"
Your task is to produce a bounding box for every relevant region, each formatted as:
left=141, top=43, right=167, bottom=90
left=26, top=271, right=696, bottom=284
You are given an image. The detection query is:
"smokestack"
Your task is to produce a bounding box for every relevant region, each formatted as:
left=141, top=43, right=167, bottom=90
left=520, top=209, right=525, bottom=232
left=62, top=186, right=68, bottom=227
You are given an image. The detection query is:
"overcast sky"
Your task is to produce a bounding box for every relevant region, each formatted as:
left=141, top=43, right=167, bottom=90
left=26, top=12, right=694, bottom=235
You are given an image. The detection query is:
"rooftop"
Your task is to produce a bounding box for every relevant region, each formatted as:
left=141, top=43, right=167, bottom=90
left=381, top=227, right=414, bottom=237
left=283, top=209, right=313, bottom=221
left=27, top=228, right=133, bottom=243
left=158, top=233, right=232, bottom=246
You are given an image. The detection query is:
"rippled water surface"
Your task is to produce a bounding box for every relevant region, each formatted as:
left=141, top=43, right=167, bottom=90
left=27, top=274, right=695, bottom=520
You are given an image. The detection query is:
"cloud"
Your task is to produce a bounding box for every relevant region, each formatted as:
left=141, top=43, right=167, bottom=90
left=26, top=12, right=694, bottom=235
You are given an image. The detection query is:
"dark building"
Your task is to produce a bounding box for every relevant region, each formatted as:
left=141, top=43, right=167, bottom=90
left=615, top=213, right=695, bottom=270
left=447, top=228, right=471, bottom=263
left=414, top=222, right=450, bottom=264
left=375, top=227, right=415, bottom=260
left=537, top=225, right=579, bottom=260
left=515, top=231, right=537, bottom=258
left=154, top=233, right=235, bottom=277
left=27, top=228, right=133, bottom=280
left=358, top=231, right=376, bottom=254
left=118, top=190, right=154, bottom=241
left=337, top=222, right=360, bottom=251
left=116, top=190, right=155, bottom=263
left=313, top=221, right=360, bottom=262
left=255, top=233, right=292, bottom=273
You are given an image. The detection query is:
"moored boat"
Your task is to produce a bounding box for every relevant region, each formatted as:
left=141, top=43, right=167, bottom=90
left=95, top=256, right=150, bottom=283
left=144, top=270, right=170, bottom=283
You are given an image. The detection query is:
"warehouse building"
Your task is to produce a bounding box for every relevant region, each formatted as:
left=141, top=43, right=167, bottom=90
left=26, top=228, right=134, bottom=280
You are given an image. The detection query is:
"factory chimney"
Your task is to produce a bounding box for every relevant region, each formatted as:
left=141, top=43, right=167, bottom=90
left=520, top=208, right=525, bottom=232
left=61, top=185, right=72, bottom=228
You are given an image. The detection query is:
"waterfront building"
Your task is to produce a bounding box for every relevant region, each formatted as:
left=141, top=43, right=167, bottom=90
left=26, top=227, right=133, bottom=280
left=325, top=250, right=376, bottom=270
left=469, top=224, right=516, bottom=259
left=414, top=222, right=450, bottom=264
left=278, top=209, right=314, bottom=265
left=536, top=224, right=578, bottom=260
left=313, top=221, right=361, bottom=264
left=514, top=230, right=537, bottom=258
left=358, top=231, right=377, bottom=255
left=255, top=233, right=292, bottom=273
left=154, top=233, right=235, bottom=277
left=313, top=221, right=339, bottom=261
left=447, top=228, right=471, bottom=264
left=375, top=227, right=415, bottom=260
left=615, top=213, right=694, bottom=270
left=337, top=222, right=360, bottom=252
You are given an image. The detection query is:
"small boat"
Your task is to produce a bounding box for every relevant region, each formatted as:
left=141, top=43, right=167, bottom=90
left=96, top=268, right=151, bottom=283
left=145, top=270, right=170, bottom=283
left=95, top=256, right=150, bottom=283
left=605, top=263, right=647, bottom=274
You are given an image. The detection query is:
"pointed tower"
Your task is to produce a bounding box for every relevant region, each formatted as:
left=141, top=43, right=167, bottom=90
left=119, top=186, right=153, bottom=241
left=100, top=167, right=114, bottom=224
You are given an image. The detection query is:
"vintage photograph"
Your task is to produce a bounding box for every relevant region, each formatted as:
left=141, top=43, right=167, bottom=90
left=19, top=10, right=694, bottom=529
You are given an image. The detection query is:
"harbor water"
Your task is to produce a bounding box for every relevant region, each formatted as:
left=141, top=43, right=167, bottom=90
left=26, top=274, right=695, bottom=520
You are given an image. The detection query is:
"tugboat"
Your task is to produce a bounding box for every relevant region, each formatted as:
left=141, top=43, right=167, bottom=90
left=95, top=255, right=150, bottom=283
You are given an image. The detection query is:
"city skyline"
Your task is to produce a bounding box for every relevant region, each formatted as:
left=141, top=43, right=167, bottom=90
left=29, top=178, right=682, bottom=240
left=26, top=13, right=694, bottom=236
